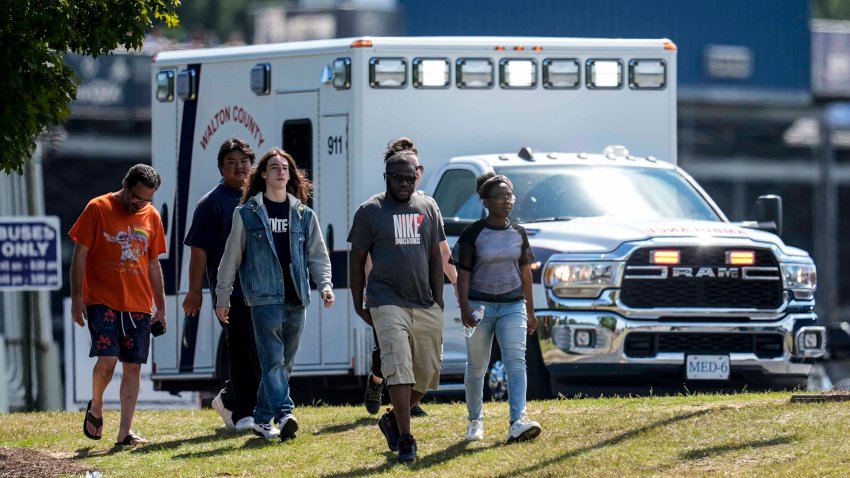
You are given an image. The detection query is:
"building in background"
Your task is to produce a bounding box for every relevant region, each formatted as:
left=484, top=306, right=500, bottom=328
left=811, top=19, right=850, bottom=326
left=251, top=0, right=401, bottom=43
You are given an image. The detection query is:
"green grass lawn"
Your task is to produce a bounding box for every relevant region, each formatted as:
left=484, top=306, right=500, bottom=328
left=2, top=392, right=849, bottom=477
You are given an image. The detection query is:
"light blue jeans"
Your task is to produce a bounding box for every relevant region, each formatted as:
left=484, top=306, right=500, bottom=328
left=464, top=299, right=528, bottom=423
left=251, top=303, right=305, bottom=424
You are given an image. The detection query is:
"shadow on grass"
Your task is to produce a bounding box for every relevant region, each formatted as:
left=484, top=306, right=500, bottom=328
left=491, top=408, right=715, bottom=478
left=414, top=440, right=502, bottom=469
left=74, top=446, right=123, bottom=459
left=313, top=417, right=375, bottom=435
left=679, top=435, right=796, bottom=460
left=322, top=452, right=399, bottom=477
left=169, top=435, right=282, bottom=460
left=75, top=428, right=234, bottom=458
left=318, top=440, right=501, bottom=477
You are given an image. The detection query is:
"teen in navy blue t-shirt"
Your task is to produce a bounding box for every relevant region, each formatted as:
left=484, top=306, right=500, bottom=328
left=182, top=138, right=261, bottom=432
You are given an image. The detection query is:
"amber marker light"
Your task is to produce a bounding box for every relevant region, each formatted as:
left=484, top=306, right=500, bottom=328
left=663, top=40, right=677, bottom=51
left=532, top=46, right=543, bottom=51
left=495, top=46, right=505, bottom=51
left=514, top=46, right=525, bottom=51
left=351, top=39, right=373, bottom=48
left=650, top=249, right=680, bottom=265
left=726, top=250, right=755, bottom=266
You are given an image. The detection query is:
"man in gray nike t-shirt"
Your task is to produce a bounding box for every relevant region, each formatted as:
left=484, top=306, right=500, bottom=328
left=348, top=152, right=445, bottom=464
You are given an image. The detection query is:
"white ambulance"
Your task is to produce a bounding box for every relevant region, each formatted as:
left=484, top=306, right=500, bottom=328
left=150, top=36, right=824, bottom=397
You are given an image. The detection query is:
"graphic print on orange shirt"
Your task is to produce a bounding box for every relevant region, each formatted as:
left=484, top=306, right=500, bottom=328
left=102, top=226, right=150, bottom=273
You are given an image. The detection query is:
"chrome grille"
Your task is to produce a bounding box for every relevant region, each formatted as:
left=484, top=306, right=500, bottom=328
left=624, top=332, right=784, bottom=358
left=620, top=247, right=783, bottom=309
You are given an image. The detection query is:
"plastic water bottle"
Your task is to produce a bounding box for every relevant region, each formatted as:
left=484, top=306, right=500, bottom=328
left=463, top=305, right=485, bottom=338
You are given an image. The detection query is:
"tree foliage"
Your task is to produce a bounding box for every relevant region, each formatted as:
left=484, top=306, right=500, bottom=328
left=812, top=0, right=850, bottom=20
left=165, top=0, right=253, bottom=44
left=0, top=1, right=180, bottom=174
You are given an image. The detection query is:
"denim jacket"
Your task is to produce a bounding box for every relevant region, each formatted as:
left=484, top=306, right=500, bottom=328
left=216, top=191, right=333, bottom=307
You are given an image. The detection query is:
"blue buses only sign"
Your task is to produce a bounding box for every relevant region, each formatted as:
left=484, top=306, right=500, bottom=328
left=0, top=217, right=62, bottom=291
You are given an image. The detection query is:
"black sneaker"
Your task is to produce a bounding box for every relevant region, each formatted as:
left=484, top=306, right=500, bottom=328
left=397, top=434, right=417, bottom=464
left=409, top=404, right=428, bottom=417
left=364, top=374, right=383, bottom=415
left=378, top=409, right=400, bottom=451
left=276, top=413, right=298, bottom=441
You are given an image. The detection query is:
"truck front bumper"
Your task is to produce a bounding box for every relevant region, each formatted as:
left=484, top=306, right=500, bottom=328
left=536, top=310, right=826, bottom=383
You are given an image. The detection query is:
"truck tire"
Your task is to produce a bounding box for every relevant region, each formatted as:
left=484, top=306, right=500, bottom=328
left=484, top=333, right=552, bottom=400
left=525, top=332, right=552, bottom=399
left=484, top=340, right=507, bottom=401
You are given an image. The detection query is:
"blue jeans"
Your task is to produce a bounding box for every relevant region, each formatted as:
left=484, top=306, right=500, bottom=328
left=251, top=303, right=305, bottom=424
left=464, top=300, right=528, bottom=423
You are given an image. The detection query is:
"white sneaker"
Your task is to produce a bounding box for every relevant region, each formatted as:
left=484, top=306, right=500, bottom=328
left=211, top=391, right=235, bottom=430
left=465, top=419, right=484, bottom=441
left=252, top=422, right=280, bottom=440
left=234, top=416, right=255, bottom=432
left=507, top=415, right=542, bottom=443
left=277, top=414, right=299, bottom=441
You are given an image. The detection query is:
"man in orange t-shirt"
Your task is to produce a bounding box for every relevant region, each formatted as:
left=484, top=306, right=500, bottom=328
left=69, top=164, right=167, bottom=446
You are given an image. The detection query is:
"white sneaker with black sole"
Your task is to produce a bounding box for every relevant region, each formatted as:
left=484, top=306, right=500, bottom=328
left=253, top=421, right=280, bottom=440
left=234, top=416, right=255, bottom=432
left=211, top=391, right=235, bottom=430
left=277, top=414, right=299, bottom=441
left=507, top=415, right=542, bottom=443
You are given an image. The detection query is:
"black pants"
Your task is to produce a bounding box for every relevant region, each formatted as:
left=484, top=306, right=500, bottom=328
left=371, top=327, right=383, bottom=379
left=219, top=296, right=261, bottom=421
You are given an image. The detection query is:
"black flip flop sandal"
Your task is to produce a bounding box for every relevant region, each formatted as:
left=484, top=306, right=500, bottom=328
left=115, top=432, right=148, bottom=447
left=83, top=400, right=103, bottom=441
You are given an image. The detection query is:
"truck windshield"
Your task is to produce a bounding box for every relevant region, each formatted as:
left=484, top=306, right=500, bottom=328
left=490, top=165, right=721, bottom=223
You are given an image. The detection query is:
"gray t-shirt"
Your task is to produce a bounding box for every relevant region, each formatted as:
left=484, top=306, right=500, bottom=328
left=453, top=219, right=534, bottom=302
left=348, top=192, right=446, bottom=308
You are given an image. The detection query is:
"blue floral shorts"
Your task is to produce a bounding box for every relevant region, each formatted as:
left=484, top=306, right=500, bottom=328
left=86, top=304, right=151, bottom=364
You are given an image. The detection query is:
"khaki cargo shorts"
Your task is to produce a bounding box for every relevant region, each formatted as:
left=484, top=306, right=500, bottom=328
left=371, top=303, right=444, bottom=393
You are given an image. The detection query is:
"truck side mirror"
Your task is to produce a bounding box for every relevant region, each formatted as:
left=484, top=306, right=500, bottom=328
left=443, top=218, right=475, bottom=236
left=756, top=194, right=782, bottom=237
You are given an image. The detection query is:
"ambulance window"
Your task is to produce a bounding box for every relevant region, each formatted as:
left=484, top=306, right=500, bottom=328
left=369, top=58, right=407, bottom=88
left=433, top=169, right=483, bottom=235
left=332, top=58, right=351, bottom=89
left=456, top=58, right=494, bottom=89
left=542, top=59, right=580, bottom=89
left=155, top=70, right=174, bottom=102
left=499, top=59, right=537, bottom=89
left=629, top=59, right=666, bottom=89
left=250, top=63, right=271, bottom=95
left=413, top=58, right=450, bottom=88
left=282, top=119, right=313, bottom=208
left=586, top=59, right=623, bottom=89
left=176, top=68, right=197, bottom=100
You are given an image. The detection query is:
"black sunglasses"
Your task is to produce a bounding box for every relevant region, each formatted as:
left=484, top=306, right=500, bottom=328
left=385, top=172, right=417, bottom=184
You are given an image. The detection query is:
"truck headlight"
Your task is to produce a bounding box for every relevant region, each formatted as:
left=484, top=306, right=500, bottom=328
left=544, top=262, right=623, bottom=298
left=781, top=263, right=817, bottom=293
